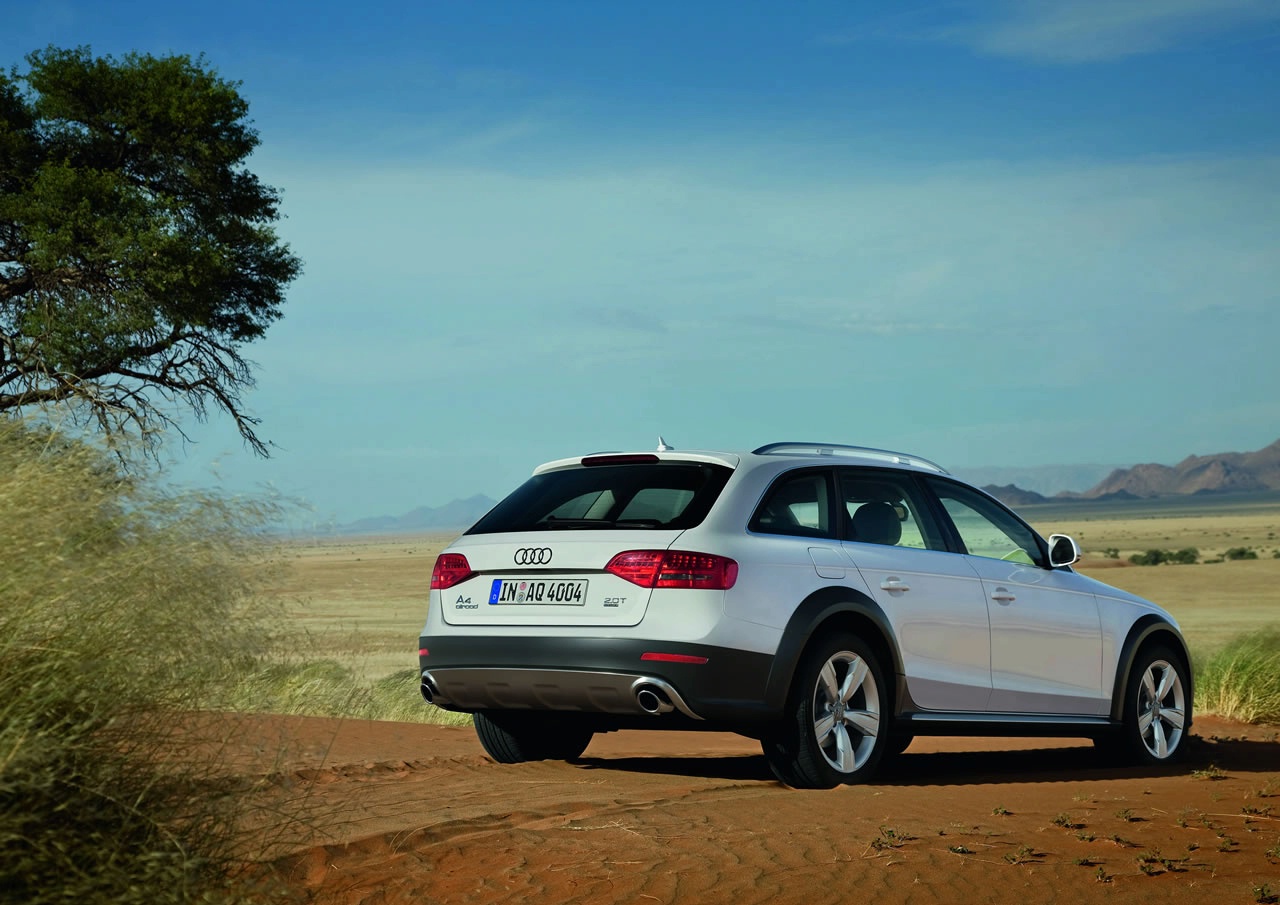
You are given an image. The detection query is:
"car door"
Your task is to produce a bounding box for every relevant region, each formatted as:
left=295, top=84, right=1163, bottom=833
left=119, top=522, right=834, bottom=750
left=837, top=469, right=993, bottom=712
left=924, top=478, right=1106, bottom=716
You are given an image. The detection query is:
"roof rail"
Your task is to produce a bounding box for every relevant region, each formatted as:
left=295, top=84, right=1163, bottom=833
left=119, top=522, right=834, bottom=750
left=751, top=442, right=949, bottom=474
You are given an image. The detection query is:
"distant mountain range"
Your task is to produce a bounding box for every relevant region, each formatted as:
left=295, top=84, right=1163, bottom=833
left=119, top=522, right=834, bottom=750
left=332, top=439, right=1280, bottom=534
left=981, top=438, right=1280, bottom=506
left=338, top=493, right=497, bottom=535
left=953, top=463, right=1121, bottom=497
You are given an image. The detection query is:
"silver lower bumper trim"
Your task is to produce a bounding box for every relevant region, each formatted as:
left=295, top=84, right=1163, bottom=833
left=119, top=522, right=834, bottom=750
left=421, top=667, right=704, bottom=720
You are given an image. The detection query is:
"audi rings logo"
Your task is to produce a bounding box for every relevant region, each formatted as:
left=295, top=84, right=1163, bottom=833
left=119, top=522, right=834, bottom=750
left=513, top=547, right=553, bottom=566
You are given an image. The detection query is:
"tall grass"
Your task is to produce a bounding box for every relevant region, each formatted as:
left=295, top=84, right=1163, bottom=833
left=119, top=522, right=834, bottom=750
left=229, top=661, right=470, bottom=726
left=1195, top=629, right=1280, bottom=724
left=0, top=421, right=289, bottom=904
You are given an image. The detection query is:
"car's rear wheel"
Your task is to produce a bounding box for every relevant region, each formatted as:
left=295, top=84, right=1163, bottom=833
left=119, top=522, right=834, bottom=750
left=1106, top=645, right=1190, bottom=765
left=762, top=633, right=888, bottom=788
left=473, top=711, right=594, bottom=763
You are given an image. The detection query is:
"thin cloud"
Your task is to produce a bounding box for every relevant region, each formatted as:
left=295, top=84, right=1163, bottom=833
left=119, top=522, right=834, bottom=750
left=571, top=305, right=670, bottom=335
left=938, top=0, right=1280, bottom=63
left=439, top=115, right=550, bottom=157
left=831, top=314, right=974, bottom=337
left=260, top=150, right=1280, bottom=368
left=336, top=446, right=445, bottom=459
left=737, top=304, right=972, bottom=338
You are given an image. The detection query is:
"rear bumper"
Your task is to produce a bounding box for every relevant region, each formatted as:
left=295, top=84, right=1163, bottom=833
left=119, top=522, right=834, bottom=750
left=417, top=635, right=776, bottom=723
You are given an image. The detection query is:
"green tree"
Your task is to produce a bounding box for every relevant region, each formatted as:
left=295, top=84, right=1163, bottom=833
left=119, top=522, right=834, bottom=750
left=0, top=46, right=301, bottom=455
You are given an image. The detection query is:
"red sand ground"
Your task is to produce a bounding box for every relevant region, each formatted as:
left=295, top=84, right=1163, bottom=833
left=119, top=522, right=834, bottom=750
left=236, top=714, right=1280, bottom=904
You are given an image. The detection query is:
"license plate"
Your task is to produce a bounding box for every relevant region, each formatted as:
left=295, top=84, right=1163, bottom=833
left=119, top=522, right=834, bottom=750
left=489, top=578, right=588, bottom=605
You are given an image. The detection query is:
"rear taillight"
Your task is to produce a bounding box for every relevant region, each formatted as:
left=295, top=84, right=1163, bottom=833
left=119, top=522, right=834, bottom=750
left=605, top=550, right=738, bottom=590
left=431, top=553, right=475, bottom=590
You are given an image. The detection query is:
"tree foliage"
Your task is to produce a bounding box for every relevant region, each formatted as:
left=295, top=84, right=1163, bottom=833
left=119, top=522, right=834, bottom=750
left=0, top=46, right=300, bottom=454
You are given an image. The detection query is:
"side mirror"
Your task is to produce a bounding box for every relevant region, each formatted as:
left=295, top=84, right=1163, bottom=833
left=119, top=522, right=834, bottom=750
left=1048, top=534, right=1082, bottom=568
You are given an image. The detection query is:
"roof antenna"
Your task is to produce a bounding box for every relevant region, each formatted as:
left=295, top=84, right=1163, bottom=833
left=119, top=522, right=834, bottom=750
left=656, top=436, right=673, bottom=451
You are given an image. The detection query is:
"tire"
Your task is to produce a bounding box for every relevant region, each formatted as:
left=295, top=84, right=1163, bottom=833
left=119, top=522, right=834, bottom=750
left=886, top=733, right=914, bottom=756
left=1110, top=645, right=1191, bottom=766
left=760, top=733, right=804, bottom=786
left=763, top=633, right=888, bottom=789
left=473, top=711, right=594, bottom=764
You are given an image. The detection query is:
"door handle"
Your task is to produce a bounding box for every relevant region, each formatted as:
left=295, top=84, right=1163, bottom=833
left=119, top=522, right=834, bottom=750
left=991, top=587, right=1016, bottom=603
left=880, top=577, right=910, bottom=592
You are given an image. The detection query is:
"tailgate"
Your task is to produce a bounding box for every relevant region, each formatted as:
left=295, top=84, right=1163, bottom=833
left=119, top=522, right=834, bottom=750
left=439, top=530, right=684, bottom=627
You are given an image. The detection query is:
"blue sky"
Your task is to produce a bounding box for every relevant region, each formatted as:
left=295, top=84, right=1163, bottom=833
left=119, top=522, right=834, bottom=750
left=5, top=1, right=1279, bottom=525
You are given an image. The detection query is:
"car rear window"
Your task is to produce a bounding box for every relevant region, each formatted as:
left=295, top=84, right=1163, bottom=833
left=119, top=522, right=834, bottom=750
left=467, top=462, right=733, bottom=534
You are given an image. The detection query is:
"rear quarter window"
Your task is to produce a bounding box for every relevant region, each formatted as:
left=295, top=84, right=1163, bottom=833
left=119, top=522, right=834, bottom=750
left=748, top=469, right=835, bottom=539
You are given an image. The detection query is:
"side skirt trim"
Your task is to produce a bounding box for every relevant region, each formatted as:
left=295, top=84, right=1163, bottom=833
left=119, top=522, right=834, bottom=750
left=899, top=711, right=1116, bottom=738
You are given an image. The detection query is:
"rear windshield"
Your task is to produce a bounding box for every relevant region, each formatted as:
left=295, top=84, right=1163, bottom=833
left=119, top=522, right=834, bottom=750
left=467, top=462, right=732, bottom=534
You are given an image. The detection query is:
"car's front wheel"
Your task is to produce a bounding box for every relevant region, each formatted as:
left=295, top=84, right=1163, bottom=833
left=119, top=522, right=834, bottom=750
left=762, top=633, right=888, bottom=788
left=473, top=711, right=594, bottom=763
left=1109, top=645, right=1191, bottom=765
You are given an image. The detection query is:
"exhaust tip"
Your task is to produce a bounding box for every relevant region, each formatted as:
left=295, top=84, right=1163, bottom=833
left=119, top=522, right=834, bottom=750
left=635, top=684, right=674, bottom=715
left=420, top=672, right=438, bottom=704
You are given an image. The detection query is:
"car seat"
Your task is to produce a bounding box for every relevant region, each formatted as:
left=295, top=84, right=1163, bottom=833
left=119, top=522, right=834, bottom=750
left=849, top=501, right=902, bottom=546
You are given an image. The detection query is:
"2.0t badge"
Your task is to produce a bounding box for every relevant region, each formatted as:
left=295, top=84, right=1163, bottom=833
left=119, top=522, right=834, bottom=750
left=513, top=547, right=553, bottom=565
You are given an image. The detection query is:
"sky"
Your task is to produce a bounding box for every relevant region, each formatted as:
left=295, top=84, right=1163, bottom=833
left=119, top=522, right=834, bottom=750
left=4, top=1, right=1279, bottom=526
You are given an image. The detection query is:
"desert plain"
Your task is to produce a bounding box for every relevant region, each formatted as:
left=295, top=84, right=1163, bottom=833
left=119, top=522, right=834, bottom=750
left=251, top=498, right=1280, bottom=904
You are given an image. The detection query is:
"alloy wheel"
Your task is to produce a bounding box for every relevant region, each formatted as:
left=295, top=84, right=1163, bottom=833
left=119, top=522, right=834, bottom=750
left=810, top=650, right=881, bottom=773
left=1136, top=658, right=1186, bottom=760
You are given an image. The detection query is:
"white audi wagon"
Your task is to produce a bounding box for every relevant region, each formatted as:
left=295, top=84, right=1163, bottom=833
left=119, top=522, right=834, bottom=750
left=419, top=442, right=1191, bottom=788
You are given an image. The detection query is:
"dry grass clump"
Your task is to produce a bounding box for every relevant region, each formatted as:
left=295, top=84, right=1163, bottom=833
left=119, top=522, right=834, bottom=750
left=228, top=661, right=470, bottom=726
left=0, top=421, right=289, bottom=904
left=1195, top=629, right=1280, bottom=724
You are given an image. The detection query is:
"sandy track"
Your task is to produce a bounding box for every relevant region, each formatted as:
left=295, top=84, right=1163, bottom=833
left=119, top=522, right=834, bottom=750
left=236, top=715, right=1280, bottom=904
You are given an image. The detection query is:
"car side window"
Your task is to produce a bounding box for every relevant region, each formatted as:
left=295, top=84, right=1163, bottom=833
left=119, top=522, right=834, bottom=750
left=928, top=479, right=1043, bottom=565
left=749, top=470, right=834, bottom=539
left=839, top=470, right=946, bottom=551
